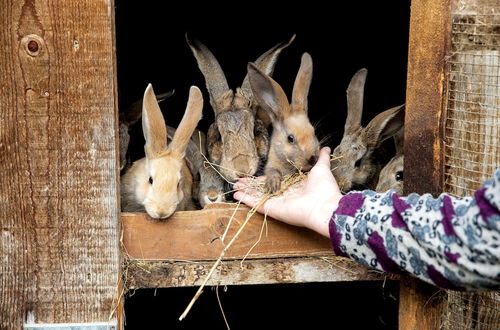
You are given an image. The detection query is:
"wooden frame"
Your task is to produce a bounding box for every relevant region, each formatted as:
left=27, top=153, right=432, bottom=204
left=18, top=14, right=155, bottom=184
left=121, top=204, right=391, bottom=289
left=0, top=0, right=121, bottom=328
left=6, top=0, right=496, bottom=329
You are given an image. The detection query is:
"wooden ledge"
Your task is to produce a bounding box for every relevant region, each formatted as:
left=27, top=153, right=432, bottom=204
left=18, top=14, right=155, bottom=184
left=124, top=257, right=392, bottom=289
left=121, top=203, right=332, bottom=261
left=121, top=204, right=396, bottom=288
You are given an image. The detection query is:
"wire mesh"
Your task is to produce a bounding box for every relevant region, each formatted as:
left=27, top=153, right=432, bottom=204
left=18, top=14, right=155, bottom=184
left=444, top=6, right=499, bottom=197
left=441, top=1, right=499, bottom=329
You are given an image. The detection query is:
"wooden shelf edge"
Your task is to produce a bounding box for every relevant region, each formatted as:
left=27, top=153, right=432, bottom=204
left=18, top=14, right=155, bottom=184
left=121, top=207, right=332, bottom=261
left=124, top=256, right=396, bottom=289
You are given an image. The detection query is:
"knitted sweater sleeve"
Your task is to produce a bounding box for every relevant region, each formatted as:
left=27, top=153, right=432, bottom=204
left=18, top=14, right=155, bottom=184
left=329, top=169, right=500, bottom=290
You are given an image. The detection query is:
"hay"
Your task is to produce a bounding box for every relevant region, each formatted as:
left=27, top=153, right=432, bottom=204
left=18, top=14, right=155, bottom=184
left=179, top=153, right=342, bottom=321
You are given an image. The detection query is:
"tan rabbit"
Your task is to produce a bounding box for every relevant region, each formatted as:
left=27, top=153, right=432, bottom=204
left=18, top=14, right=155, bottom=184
left=331, top=68, right=405, bottom=192
left=376, top=128, right=404, bottom=194
left=187, top=34, right=294, bottom=182
left=120, top=84, right=203, bottom=219
left=247, top=53, right=320, bottom=193
left=119, top=90, right=174, bottom=172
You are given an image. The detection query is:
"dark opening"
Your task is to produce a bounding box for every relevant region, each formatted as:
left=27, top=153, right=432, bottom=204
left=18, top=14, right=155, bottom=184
left=116, top=1, right=410, bottom=161
left=116, top=1, right=410, bottom=329
left=124, top=281, right=400, bottom=329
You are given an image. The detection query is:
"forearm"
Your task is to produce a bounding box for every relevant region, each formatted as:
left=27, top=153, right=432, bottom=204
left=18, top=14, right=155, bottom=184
left=329, top=169, right=500, bottom=290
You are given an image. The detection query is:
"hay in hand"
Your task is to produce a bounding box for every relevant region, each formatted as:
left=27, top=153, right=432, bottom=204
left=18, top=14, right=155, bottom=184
left=179, top=153, right=342, bottom=321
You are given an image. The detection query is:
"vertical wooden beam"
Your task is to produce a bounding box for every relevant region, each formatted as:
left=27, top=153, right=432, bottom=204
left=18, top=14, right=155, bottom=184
left=401, top=0, right=451, bottom=329
left=404, top=0, right=451, bottom=196
left=0, top=0, right=120, bottom=328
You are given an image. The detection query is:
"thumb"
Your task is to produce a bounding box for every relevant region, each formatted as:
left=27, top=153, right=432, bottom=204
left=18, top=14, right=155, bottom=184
left=315, top=146, right=331, bottom=168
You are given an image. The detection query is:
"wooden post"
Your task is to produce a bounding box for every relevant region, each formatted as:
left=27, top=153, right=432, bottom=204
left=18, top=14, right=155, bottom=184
left=0, top=0, right=120, bottom=328
left=401, top=0, right=451, bottom=328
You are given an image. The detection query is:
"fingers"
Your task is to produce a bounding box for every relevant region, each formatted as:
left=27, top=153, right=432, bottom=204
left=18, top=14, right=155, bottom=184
left=233, top=190, right=260, bottom=208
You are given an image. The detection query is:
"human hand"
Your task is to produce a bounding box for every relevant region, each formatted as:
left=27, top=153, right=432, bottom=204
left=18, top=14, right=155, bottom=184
left=233, top=147, right=343, bottom=237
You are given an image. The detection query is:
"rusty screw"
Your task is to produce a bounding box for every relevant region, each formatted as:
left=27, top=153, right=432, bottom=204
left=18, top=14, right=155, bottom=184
left=27, top=40, right=39, bottom=53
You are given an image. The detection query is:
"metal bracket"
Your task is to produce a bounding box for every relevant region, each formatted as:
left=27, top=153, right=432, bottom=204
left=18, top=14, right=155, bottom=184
left=24, top=322, right=117, bottom=330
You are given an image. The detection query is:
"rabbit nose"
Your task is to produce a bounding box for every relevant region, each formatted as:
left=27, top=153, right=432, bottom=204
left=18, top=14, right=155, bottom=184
left=233, top=156, right=250, bottom=177
left=309, top=155, right=318, bottom=165
left=207, top=190, right=219, bottom=202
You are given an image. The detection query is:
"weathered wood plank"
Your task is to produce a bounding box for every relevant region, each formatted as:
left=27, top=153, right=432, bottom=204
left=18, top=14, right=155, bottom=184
left=0, top=0, right=120, bottom=327
left=404, top=0, right=451, bottom=196
left=398, top=276, right=446, bottom=330
left=401, top=0, right=451, bottom=328
left=125, top=257, right=394, bottom=289
left=121, top=204, right=332, bottom=261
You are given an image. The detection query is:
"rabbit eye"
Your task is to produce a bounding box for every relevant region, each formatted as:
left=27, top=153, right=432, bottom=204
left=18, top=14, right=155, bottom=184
left=148, top=177, right=153, bottom=185
left=395, top=171, right=403, bottom=181
left=287, top=135, right=295, bottom=144
left=354, top=159, right=362, bottom=168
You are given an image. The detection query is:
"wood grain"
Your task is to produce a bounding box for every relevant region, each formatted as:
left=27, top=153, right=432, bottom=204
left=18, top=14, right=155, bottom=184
left=404, top=0, right=451, bottom=196
left=398, top=276, right=446, bottom=330
left=125, top=257, right=394, bottom=289
left=401, top=0, right=451, bottom=328
left=121, top=204, right=332, bottom=261
left=0, top=0, right=120, bottom=327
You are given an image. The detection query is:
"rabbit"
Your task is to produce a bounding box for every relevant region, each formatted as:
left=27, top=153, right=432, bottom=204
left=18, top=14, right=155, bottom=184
left=247, top=52, right=320, bottom=193
left=172, top=127, right=225, bottom=207
left=376, top=127, right=404, bottom=194
left=189, top=130, right=225, bottom=207
left=120, top=84, right=203, bottom=219
left=119, top=90, right=174, bottom=172
left=331, top=68, right=405, bottom=192
left=186, top=34, right=295, bottom=183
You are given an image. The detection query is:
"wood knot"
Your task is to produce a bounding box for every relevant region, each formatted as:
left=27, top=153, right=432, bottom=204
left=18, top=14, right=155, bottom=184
left=21, top=34, right=44, bottom=57
left=27, top=40, right=38, bottom=52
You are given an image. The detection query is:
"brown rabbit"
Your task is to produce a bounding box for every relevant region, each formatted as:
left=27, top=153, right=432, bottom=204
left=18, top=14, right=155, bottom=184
left=376, top=128, right=404, bottom=194
left=187, top=34, right=295, bottom=182
left=119, top=90, right=174, bottom=172
left=247, top=53, right=320, bottom=193
left=120, top=84, right=203, bottom=219
left=331, top=68, right=405, bottom=191
left=180, top=129, right=226, bottom=207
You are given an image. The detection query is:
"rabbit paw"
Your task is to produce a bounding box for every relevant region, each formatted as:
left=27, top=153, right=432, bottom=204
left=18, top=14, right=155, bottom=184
left=265, top=170, right=282, bottom=193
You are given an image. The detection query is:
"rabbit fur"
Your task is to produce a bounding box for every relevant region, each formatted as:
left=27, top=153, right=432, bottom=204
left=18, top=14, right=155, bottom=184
left=331, top=68, right=405, bottom=192
left=120, top=84, right=203, bottom=219
left=247, top=53, right=320, bottom=193
left=119, top=90, right=174, bottom=172
left=187, top=34, right=295, bottom=182
left=376, top=127, right=404, bottom=194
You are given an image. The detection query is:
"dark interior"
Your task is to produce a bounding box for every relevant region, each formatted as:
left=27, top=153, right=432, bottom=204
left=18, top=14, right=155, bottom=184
left=116, top=1, right=410, bottom=162
left=124, top=281, right=400, bottom=329
left=116, top=1, right=410, bottom=328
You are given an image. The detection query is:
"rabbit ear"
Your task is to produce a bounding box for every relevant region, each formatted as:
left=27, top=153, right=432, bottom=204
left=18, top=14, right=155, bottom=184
left=247, top=62, right=290, bottom=122
left=240, top=34, right=295, bottom=94
left=186, top=34, right=229, bottom=111
left=124, top=89, right=174, bottom=126
left=142, top=84, right=168, bottom=158
left=364, top=104, right=405, bottom=148
left=394, top=126, right=404, bottom=155
left=170, top=86, right=204, bottom=155
left=291, top=52, right=313, bottom=113
left=345, top=68, right=367, bottom=133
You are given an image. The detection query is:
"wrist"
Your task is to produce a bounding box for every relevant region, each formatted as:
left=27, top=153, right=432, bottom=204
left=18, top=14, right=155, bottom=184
left=306, top=197, right=339, bottom=238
